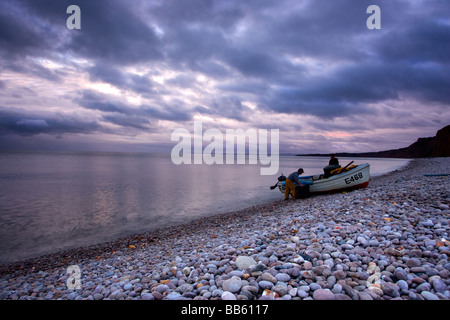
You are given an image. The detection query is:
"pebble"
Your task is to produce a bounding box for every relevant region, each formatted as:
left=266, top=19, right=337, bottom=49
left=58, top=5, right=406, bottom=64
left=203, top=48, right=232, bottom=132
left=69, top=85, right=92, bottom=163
left=123, top=283, right=132, bottom=291
left=273, top=283, right=288, bottom=296
left=221, top=291, right=237, bottom=300
left=406, top=258, right=421, bottom=268
left=141, top=293, right=154, bottom=300
left=396, top=280, right=408, bottom=290
left=166, top=292, right=182, bottom=300
left=1, top=158, right=449, bottom=300
left=258, top=281, right=274, bottom=290
left=421, top=291, right=440, bottom=300
left=261, top=273, right=277, bottom=284
left=222, top=276, right=241, bottom=293
left=432, top=279, right=446, bottom=293
left=297, top=289, right=308, bottom=298
left=235, top=256, right=256, bottom=270
left=93, top=293, right=103, bottom=300
left=313, top=289, right=335, bottom=300
left=275, top=273, right=291, bottom=282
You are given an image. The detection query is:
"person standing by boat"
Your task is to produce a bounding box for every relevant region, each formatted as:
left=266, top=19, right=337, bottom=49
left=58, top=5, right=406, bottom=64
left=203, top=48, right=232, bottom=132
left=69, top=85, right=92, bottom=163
left=285, top=168, right=305, bottom=200
left=323, top=154, right=341, bottom=178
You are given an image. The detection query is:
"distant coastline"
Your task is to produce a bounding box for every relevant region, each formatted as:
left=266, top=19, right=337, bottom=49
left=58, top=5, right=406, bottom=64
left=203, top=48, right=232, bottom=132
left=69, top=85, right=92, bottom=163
left=297, top=124, right=450, bottom=159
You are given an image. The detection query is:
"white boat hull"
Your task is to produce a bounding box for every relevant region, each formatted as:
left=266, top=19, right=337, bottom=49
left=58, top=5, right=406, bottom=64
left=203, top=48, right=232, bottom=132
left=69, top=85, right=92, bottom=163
left=278, top=163, right=370, bottom=195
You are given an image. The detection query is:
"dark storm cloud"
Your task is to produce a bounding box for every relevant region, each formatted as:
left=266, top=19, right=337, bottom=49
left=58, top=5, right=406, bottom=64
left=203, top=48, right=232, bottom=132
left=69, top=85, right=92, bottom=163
left=8, top=0, right=163, bottom=65
left=0, top=1, right=65, bottom=82
left=77, top=90, right=192, bottom=123
left=0, top=107, right=101, bottom=136
left=65, top=2, right=162, bottom=65
left=264, top=60, right=450, bottom=119
left=1, top=0, right=449, bottom=152
left=0, top=8, right=47, bottom=59
left=101, top=114, right=150, bottom=131
left=4, top=0, right=450, bottom=106
left=377, top=21, right=450, bottom=64
left=87, top=64, right=155, bottom=94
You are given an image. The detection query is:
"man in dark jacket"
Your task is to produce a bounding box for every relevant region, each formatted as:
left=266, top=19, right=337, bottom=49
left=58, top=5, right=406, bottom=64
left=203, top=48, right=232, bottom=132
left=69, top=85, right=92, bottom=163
left=323, top=154, right=341, bottom=178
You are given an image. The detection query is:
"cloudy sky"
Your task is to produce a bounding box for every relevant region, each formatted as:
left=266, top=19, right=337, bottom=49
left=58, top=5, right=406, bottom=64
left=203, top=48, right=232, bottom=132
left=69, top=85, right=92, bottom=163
left=1, top=0, right=449, bottom=154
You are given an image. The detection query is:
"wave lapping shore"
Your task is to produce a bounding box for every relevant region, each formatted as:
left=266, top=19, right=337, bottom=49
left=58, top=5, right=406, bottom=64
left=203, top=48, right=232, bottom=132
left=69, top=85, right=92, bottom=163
left=1, top=158, right=449, bottom=300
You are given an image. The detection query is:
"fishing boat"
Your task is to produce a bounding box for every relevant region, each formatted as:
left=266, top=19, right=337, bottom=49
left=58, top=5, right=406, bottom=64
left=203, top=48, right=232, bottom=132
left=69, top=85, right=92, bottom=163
left=277, top=163, right=370, bottom=195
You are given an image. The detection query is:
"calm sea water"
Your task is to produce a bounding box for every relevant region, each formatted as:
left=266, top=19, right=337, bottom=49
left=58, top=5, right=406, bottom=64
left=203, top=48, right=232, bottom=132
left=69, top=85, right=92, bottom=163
left=0, top=152, right=409, bottom=263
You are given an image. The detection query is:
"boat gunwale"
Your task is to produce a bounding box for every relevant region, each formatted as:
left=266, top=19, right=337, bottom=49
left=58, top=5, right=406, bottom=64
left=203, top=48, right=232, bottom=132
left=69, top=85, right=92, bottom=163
left=277, top=163, right=371, bottom=194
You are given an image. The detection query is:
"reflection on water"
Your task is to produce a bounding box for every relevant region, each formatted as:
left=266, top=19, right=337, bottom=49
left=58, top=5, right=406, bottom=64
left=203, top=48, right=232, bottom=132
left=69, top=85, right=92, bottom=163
left=0, top=152, right=409, bottom=263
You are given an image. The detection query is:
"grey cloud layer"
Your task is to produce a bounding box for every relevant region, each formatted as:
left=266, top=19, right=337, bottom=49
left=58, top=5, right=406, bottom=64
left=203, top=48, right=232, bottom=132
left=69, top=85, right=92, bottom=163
left=1, top=0, right=449, bottom=151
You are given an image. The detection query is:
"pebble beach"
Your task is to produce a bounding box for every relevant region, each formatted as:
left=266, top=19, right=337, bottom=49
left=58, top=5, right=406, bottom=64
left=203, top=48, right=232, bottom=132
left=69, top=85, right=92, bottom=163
left=1, top=157, right=449, bottom=301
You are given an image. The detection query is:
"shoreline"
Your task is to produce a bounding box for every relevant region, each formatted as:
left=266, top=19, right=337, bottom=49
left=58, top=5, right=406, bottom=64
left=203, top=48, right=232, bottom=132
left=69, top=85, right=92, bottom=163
left=0, top=159, right=412, bottom=273
left=0, top=154, right=410, bottom=266
left=0, top=158, right=413, bottom=270
left=1, top=157, right=449, bottom=300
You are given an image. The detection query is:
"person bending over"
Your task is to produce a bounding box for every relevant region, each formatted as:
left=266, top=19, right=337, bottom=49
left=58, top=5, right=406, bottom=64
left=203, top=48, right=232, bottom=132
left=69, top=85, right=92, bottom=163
left=285, top=168, right=304, bottom=200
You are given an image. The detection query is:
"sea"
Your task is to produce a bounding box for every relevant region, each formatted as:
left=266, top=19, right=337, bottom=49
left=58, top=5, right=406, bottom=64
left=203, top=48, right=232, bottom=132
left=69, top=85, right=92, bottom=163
left=0, top=151, right=410, bottom=264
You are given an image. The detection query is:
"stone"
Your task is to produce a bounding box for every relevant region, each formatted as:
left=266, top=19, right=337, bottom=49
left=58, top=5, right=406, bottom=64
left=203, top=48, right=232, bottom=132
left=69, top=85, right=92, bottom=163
left=250, top=264, right=265, bottom=273
left=420, top=219, right=434, bottom=227
left=333, top=270, right=346, bottom=280
left=123, top=283, right=133, bottom=291
left=155, top=284, right=170, bottom=294
left=325, top=276, right=336, bottom=288
left=416, top=283, right=432, bottom=293
left=406, top=258, right=421, bottom=268
left=324, top=258, right=335, bottom=269
left=382, top=284, right=400, bottom=298
left=183, top=267, right=191, bottom=276
left=411, top=267, right=426, bottom=274
left=241, top=285, right=258, bottom=299
left=221, top=291, right=237, bottom=300
left=289, top=288, right=298, bottom=297
left=396, top=280, right=408, bottom=291
left=228, top=270, right=244, bottom=278
left=93, top=293, right=104, bottom=300
left=258, top=281, right=274, bottom=290
left=394, top=269, right=407, bottom=281
left=331, top=284, right=342, bottom=294
left=297, top=289, right=308, bottom=298
left=141, top=293, right=154, bottom=300
left=287, top=267, right=300, bottom=278
left=313, top=289, right=335, bottom=300
left=151, top=291, right=164, bottom=300
left=222, top=276, right=242, bottom=293
left=357, top=236, right=369, bottom=247
left=342, top=284, right=359, bottom=300
left=309, top=283, right=321, bottom=291
left=166, top=292, right=182, bottom=300
left=424, top=239, right=436, bottom=247
left=421, top=291, right=439, bottom=300
left=275, top=273, right=291, bottom=282
left=176, top=283, right=194, bottom=294
left=334, top=294, right=352, bottom=300
left=273, top=283, right=289, bottom=296
left=357, top=291, right=373, bottom=300
left=235, top=256, right=257, bottom=270
left=432, top=279, right=446, bottom=293
left=212, top=289, right=223, bottom=298
left=261, top=272, right=277, bottom=284
left=303, top=261, right=312, bottom=270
